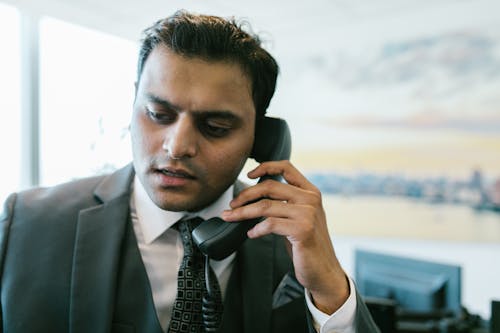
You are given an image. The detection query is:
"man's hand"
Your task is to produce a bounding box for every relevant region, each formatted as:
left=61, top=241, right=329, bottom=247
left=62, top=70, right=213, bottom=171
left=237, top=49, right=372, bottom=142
left=221, top=160, right=349, bottom=314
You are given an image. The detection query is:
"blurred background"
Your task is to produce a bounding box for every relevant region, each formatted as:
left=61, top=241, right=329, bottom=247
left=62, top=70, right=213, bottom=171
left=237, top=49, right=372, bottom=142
left=1, top=0, right=499, bottom=320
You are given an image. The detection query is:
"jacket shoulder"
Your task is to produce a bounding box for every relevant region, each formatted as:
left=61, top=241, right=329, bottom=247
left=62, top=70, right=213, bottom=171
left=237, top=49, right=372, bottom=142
left=4, top=163, right=134, bottom=231
left=15, top=174, right=106, bottom=213
left=2, top=173, right=117, bottom=233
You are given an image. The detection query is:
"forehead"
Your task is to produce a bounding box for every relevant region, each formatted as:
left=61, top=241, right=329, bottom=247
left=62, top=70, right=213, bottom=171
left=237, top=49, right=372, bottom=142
left=138, top=45, right=255, bottom=118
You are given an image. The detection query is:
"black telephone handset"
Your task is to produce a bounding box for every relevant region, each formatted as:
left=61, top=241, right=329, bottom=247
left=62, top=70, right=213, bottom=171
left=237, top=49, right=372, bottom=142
left=192, top=117, right=291, bottom=260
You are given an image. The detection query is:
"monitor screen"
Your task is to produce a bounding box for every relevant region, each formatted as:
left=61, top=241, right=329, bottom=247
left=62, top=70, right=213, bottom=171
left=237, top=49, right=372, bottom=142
left=355, top=250, right=461, bottom=317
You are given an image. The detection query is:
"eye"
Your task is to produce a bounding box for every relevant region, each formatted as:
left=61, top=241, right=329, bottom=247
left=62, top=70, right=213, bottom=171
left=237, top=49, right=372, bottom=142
left=146, top=107, right=176, bottom=124
left=201, top=119, right=231, bottom=138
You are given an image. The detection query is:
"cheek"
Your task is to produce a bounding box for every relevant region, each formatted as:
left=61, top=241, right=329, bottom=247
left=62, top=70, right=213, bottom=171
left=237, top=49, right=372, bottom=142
left=130, top=119, right=145, bottom=158
left=213, top=149, right=245, bottom=169
left=206, top=136, right=253, bottom=182
left=130, top=113, right=158, bottom=158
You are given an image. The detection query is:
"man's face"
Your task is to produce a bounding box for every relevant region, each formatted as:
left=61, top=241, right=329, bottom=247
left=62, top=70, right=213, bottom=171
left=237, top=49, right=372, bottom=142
left=130, top=45, right=256, bottom=211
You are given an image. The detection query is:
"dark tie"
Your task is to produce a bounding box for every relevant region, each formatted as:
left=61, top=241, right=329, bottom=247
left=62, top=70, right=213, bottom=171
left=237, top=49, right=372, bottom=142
left=168, top=217, right=223, bottom=333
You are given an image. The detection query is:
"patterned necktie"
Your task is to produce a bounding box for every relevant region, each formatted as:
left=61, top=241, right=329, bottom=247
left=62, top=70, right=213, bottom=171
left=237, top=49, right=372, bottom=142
left=168, top=217, right=223, bottom=333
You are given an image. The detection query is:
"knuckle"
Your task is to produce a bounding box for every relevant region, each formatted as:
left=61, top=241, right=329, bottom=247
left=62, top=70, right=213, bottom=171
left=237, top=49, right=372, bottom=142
left=301, top=213, right=315, bottom=234
left=311, top=184, right=321, bottom=196
left=304, top=205, right=316, bottom=219
left=261, top=178, right=274, bottom=187
left=260, top=179, right=275, bottom=195
left=279, top=160, right=291, bottom=172
left=237, top=188, right=251, bottom=202
left=255, top=219, right=271, bottom=234
left=303, top=222, right=314, bottom=235
left=262, top=218, right=276, bottom=231
left=297, top=208, right=315, bottom=230
left=258, top=199, right=273, bottom=213
left=309, top=189, right=322, bottom=205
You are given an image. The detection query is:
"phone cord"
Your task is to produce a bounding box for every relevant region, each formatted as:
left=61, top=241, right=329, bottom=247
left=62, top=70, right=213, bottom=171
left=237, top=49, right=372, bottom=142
left=203, top=255, right=223, bottom=332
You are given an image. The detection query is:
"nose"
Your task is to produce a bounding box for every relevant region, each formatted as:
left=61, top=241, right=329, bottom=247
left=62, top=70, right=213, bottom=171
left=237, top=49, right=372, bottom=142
left=162, top=114, right=198, bottom=159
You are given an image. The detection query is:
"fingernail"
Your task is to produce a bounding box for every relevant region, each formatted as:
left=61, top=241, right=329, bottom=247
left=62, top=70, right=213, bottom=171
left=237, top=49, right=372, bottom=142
left=247, top=229, right=255, bottom=239
left=247, top=167, right=257, bottom=175
left=221, top=210, right=232, bottom=218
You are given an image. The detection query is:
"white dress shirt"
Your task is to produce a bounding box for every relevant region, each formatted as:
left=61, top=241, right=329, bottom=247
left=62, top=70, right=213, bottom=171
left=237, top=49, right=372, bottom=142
left=130, top=175, right=356, bottom=332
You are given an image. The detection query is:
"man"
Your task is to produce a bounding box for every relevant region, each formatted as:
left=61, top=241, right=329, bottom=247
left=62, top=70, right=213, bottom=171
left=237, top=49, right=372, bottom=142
left=0, top=11, right=379, bottom=333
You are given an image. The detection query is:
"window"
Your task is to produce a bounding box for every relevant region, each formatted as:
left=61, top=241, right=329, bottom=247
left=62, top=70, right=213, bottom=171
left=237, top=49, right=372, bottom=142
left=0, top=3, right=21, bottom=203
left=39, top=17, right=136, bottom=186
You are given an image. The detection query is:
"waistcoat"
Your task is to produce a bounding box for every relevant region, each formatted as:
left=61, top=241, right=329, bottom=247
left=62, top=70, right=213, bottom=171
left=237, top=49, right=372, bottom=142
left=111, top=220, right=244, bottom=333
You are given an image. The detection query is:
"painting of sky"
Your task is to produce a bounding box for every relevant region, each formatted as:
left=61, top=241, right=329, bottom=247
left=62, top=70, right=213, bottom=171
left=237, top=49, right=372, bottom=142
left=269, top=1, right=500, bottom=179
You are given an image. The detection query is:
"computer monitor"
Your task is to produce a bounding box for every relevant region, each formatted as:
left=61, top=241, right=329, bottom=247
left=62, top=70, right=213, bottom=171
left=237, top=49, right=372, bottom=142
left=355, top=249, right=462, bottom=317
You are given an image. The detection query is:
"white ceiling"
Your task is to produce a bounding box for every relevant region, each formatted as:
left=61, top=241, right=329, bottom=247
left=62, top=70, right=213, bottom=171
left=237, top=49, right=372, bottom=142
left=5, top=0, right=497, bottom=119
left=4, top=0, right=487, bottom=47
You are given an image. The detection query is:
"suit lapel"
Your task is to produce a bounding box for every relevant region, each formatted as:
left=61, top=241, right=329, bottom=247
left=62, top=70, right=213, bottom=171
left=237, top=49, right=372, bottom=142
left=231, top=181, right=274, bottom=333
left=238, top=235, right=274, bottom=333
left=69, top=165, right=134, bottom=333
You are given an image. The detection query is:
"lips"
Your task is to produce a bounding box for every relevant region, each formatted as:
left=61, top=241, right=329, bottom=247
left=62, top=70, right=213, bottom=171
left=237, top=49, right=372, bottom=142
left=159, top=167, right=195, bottom=179
left=153, top=166, right=196, bottom=187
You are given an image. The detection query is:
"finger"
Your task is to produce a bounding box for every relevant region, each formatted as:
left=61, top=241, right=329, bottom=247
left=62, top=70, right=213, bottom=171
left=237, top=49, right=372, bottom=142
left=230, top=180, right=289, bottom=207
left=246, top=215, right=315, bottom=240
left=230, top=179, right=316, bottom=208
left=248, top=160, right=317, bottom=192
left=222, top=199, right=294, bottom=222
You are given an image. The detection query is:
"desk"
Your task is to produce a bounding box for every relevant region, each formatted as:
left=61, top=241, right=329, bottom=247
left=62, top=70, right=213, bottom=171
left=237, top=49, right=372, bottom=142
left=365, top=298, right=490, bottom=333
left=397, top=321, right=488, bottom=333
left=471, top=329, right=488, bottom=333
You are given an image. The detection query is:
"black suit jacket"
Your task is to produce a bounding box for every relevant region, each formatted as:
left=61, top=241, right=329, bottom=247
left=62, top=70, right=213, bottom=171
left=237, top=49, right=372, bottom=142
left=0, top=164, right=379, bottom=332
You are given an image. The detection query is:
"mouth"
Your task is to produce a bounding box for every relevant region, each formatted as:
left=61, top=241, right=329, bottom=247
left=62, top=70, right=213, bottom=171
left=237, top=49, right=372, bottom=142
left=153, top=166, right=197, bottom=187
left=158, top=167, right=196, bottom=179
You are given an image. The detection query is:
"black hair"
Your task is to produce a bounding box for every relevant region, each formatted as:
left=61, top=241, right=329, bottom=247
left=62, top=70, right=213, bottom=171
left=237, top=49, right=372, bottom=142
left=137, top=10, right=279, bottom=119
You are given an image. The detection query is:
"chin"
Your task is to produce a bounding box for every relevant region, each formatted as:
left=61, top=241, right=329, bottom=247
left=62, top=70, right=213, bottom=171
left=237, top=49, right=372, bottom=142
left=151, top=191, right=213, bottom=212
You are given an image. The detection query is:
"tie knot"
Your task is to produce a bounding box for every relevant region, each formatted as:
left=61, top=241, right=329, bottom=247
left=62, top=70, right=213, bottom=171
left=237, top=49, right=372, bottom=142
left=177, top=216, right=204, bottom=258
left=182, top=216, right=204, bottom=232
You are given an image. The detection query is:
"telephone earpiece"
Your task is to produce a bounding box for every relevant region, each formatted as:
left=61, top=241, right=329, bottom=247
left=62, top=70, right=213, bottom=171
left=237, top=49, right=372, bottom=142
left=192, top=117, right=292, bottom=260
left=250, top=117, right=291, bottom=163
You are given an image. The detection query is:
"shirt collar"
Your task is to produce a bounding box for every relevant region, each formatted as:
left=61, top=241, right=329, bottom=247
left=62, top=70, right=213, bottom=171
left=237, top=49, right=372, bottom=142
left=132, top=175, right=234, bottom=244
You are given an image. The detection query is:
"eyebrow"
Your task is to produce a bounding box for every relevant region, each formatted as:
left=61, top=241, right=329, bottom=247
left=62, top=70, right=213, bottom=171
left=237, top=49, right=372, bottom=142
left=146, top=93, right=180, bottom=111
left=145, top=92, right=243, bottom=122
